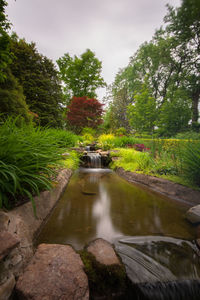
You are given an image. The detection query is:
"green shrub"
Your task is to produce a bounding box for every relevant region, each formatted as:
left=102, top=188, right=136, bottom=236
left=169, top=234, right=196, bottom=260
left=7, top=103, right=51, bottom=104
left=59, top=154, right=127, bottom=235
left=181, top=141, right=200, bottom=187
left=173, top=131, right=200, bottom=140
left=97, top=134, right=116, bottom=150
left=82, top=127, right=96, bottom=136
left=115, top=127, right=127, bottom=136
left=111, top=148, right=152, bottom=172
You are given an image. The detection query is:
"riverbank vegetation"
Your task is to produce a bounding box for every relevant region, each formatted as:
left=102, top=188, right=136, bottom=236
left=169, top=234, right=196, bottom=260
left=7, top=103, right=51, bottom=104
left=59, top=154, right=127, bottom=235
left=0, top=118, right=80, bottom=210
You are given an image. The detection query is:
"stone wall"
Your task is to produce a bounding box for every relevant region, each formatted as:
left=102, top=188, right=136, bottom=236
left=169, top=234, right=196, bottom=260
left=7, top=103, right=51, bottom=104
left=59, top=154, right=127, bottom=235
left=0, top=169, right=72, bottom=300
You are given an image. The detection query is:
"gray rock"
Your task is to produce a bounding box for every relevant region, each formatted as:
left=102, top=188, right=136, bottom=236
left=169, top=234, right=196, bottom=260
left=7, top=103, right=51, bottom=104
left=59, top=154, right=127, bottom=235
left=16, top=243, right=89, bottom=300
left=186, top=205, right=200, bottom=223
left=87, top=238, right=121, bottom=266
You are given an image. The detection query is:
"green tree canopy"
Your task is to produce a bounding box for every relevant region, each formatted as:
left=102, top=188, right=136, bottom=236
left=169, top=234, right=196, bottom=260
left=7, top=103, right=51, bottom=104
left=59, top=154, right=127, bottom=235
left=57, top=49, right=106, bottom=102
left=0, top=68, right=31, bottom=122
left=127, top=82, right=157, bottom=134
left=10, top=37, right=64, bottom=127
left=0, top=0, right=12, bottom=82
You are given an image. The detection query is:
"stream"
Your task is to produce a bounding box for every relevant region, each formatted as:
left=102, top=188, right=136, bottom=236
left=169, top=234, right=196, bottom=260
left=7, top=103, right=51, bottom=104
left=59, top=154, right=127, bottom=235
left=37, top=167, right=200, bottom=299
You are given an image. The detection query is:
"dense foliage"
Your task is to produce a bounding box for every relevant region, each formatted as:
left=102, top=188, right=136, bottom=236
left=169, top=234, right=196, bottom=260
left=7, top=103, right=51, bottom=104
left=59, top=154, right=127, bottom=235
left=57, top=49, right=106, bottom=103
left=67, top=97, right=104, bottom=133
left=0, top=118, right=80, bottom=211
left=0, top=68, right=31, bottom=122
left=0, top=0, right=12, bottom=82
left=105, top=0, right=199, bottom=136
left=10, top=36, right=64, bottom=127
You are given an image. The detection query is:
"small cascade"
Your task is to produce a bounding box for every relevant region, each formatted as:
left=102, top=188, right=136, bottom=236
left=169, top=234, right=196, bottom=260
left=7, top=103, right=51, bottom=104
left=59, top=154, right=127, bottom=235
left=115, top=236, right=200, bottom=299
left=85, top=145, right=91, bottom=152
left=87, top=152, right=101, bottom=168
left=133, top=280, right=200, bottom=300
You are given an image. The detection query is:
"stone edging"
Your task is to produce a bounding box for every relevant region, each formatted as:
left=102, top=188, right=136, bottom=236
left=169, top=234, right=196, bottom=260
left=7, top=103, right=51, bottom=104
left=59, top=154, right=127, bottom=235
left=115, top=167, right=200, bottom=207
left=0, top=168, right=72, bottom=300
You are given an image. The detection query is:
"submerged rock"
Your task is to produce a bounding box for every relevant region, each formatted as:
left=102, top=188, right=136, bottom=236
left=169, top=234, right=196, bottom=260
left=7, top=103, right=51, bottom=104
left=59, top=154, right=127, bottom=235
left=16, top=243, right=89, bottom=300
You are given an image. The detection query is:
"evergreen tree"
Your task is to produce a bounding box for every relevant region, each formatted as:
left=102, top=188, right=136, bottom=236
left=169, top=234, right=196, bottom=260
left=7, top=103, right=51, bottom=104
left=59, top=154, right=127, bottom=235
left=10, top=37, right=63, bottom=127
left=0, top=68, right=31, bottom=122
left=0, top=0, right=12, bottom=82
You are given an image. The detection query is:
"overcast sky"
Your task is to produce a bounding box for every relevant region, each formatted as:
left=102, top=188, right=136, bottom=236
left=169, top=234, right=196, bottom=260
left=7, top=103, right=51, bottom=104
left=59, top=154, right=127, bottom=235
left=6, top=0, right=181, bottom=100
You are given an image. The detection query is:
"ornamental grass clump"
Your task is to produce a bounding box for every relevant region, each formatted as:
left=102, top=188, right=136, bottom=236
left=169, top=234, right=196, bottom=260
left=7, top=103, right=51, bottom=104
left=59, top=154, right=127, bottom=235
left=0, top=118, right=79, bottom=212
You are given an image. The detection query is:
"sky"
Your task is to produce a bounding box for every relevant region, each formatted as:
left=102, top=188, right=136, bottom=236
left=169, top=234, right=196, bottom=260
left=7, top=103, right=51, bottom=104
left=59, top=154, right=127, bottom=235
left=6, top=0, right=181, bottom=100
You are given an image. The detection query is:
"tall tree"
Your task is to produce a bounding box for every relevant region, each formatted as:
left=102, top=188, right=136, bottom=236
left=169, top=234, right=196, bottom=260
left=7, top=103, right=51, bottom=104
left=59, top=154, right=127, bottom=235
left=67, top=96, right=103, bottom=133
left=164, top=0, right=200, bottom=126
left=0, top=0, right=12, bottom=82
left=57, top=49, right=106, bottom=103
left=10, top=37, right=64, bottom=127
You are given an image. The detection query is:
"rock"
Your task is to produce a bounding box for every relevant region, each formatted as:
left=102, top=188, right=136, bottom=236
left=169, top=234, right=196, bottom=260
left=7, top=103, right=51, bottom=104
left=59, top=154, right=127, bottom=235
left=114, top=236, right=200, bottom=284
left=0, top=212, right=10, bottom=231
left=0, top=274, right=15, bottom=300
left=111, top=157, right=120, bottom=161
left=87, top=238, right=121, bottom=266
left=100, top=151, right=109, bottom=156
left=16, top=243, right=89, bottom=300
left=186, top=205, right=200, bottom=223
left=82, top=239, right=127, bottom=299
left=0, top=231, right=19, bottom=261
left=96, top=149, right=102, bottom=153
left=62, top=152, right=70, bottom=156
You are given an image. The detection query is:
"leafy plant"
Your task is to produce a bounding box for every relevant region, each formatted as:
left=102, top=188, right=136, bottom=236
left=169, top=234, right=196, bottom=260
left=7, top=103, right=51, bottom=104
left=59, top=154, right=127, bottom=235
left=67, top=97, right=104, bottom=133
left=0, top=118, right=80, bottom=212
left=97, top=134, right=116, bottom=150
left=111, top=148, right=152, bottom=172
left=181, top=141, right=200, bottom=186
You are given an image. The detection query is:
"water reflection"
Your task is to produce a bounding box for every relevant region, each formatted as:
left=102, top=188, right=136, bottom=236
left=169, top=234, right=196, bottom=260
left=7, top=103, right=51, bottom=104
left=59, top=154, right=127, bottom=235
left=93, top=183, right=121, bottom=240
left=37, top=168, right=194, bottom=250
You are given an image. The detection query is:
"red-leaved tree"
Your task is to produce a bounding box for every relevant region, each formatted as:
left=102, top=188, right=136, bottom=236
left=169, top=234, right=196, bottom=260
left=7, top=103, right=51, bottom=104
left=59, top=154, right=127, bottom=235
left=67, top=97, right=104, bottom=131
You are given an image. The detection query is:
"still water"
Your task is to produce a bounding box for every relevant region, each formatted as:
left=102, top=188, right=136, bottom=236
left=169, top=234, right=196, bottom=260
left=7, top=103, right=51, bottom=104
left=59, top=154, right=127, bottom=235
left=37, top=168, right=194, bottom=250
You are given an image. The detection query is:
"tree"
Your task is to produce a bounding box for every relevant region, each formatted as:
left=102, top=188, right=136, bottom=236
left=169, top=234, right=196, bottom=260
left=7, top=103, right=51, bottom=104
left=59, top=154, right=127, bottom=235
left=0, top=68, right=31, bottom=122
left=127, top=83, right=157, bottom=134
left=57, top=49, right=106, bottom=102
left=0, top=0, right=12, bottom=82
left=67, top=97, right=104, bottom=132
left=10, top=37, right=64, bottom=127
left=164, top=0, right=200, bottom=126
left=157, top=88, right=191, bottom=136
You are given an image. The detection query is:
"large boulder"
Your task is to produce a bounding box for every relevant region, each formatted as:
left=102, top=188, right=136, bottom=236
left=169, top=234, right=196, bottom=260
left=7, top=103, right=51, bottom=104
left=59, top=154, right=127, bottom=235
left=87, top=238, right=121, bottom=266
left=16, top=244, right=89, bottom=300
left=81, top=239, right=127, bottom=299
left=186, top=205, right=200, bottom=223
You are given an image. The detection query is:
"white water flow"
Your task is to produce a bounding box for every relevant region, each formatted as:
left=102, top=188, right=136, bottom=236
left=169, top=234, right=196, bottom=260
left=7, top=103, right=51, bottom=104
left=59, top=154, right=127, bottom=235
left=87, top=152, right=101, bottom=168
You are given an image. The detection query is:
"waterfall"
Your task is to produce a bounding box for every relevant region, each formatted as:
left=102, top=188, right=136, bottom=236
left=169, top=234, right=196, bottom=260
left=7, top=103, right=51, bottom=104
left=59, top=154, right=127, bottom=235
left=87, top=152, right=101, bottom=168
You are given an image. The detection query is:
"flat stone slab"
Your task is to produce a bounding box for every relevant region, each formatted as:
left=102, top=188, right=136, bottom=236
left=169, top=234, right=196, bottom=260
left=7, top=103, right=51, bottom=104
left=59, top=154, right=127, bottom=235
left=87, top=238, right=121, bottom=266
left=0, top=231, right=19, bottom=261
left=16, top=244, right=89, bottom=300
left=186, top=205, right=200, bottom=223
